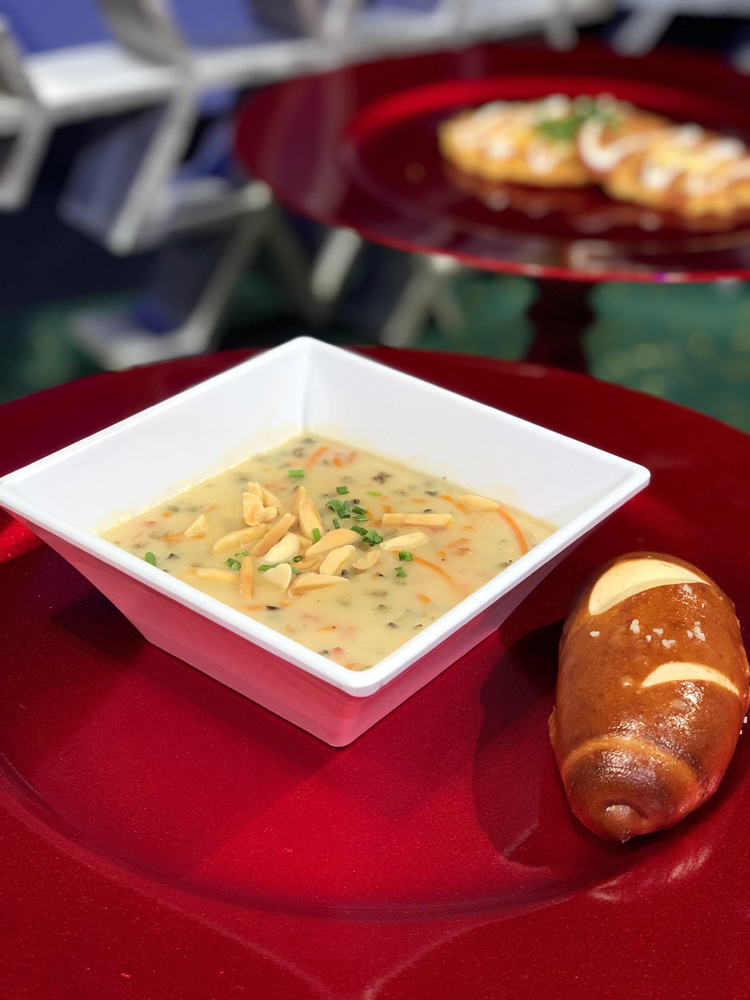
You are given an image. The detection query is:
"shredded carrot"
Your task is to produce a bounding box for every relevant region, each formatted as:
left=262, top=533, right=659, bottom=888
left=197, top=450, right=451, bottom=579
left=447, top=537, right=471, bottom=549
left=382, top=503, right=393, bottom=514
left=440, top=494, right=454, bottom=502
left=164, top=532, right=183, bottom=544
left=455, top=502, right=470, bottom=514
left=305, top=445, right=329, bottom=470
left=436, top=550, right=446, bottom=559
left=161, top=511, right=173, bottom=518
left=413, top=555, right=453, bottom=583
left=245, top=604, right=262, bottom=610
left=410, top=498, right=427, bottom=504
left=316, top=625, right=337, bottom=633
left=496, top=508, right=529, bottom=556
left=333, top=457, right=343, bottom=467
left=417, top=593, right=431, bottom=604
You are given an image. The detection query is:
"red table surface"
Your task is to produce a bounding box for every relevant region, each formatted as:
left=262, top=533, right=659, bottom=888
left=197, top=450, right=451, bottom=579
left=2, top=347, right=750, bottom=1000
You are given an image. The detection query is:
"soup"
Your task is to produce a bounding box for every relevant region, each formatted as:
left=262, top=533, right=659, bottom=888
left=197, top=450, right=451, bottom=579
left=99, top=434, right=555, bottom=670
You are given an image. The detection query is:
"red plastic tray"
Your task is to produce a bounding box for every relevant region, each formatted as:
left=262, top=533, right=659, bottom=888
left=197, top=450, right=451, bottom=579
left=2, top=348, right=750, bottom=997
left=237, top=41, right=750, bottom=282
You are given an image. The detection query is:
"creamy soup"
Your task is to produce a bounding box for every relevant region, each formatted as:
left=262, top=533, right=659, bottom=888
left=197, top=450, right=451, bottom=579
left=99, top=434, right=555, bottom=670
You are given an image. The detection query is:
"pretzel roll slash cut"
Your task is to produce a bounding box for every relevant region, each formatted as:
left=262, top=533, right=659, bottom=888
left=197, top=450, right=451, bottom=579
left=550, top=552, right=749, bottom=842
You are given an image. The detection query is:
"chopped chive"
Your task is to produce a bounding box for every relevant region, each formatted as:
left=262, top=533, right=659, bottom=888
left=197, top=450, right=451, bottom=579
left=312, top=528, right=321, bottom=543
left=258, top=564, right=272, bottom=572
left=395, top=567, right=407, bottom=578
left=398, top=551, right=413, bottom=562
left=326, top=499, right=343, bottom=513
left=288, top=469, right=305, bottom=478
left=351, top=506, right=366, bottom=515
left=353, top=515, right=368, bottom=523
left=363, top=529, right=383, bottom=546
left=225, top=557, right=242, bottom=572
left=145, top=551, right=156, bottom=566
left=333, top=517, right=340, bottom=529
left=291, top=567, right=301, bottom=575
left=352, top=525, right=368, bottom=536
left=293, top=555, right=303, bottom=563
left=366, top=491, right=382, bottom=497
left=234, top=550, right=248, bottom=557
left=336, top=486, right=349, bottom=495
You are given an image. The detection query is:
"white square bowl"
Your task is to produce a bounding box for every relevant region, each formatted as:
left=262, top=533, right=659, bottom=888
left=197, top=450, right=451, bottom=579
left=0, top=338, right=649, bottom=745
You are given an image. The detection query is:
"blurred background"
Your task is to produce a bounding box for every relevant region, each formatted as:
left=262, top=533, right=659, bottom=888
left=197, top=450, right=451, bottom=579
left=2, top=0, right=750, bottom=431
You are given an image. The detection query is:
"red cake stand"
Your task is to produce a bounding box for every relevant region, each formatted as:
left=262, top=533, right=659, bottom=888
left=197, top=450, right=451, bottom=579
left=236, top=40, right=750, bottom=368
left=2, top=348, right=750, bottom=998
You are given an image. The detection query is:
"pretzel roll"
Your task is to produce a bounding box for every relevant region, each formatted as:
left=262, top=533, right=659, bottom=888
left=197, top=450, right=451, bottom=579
left=550, top=553, right=749, bottom=842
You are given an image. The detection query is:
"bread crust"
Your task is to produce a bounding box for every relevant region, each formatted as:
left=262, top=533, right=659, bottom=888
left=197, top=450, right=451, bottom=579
left=550, top=552, right=750, bottom=841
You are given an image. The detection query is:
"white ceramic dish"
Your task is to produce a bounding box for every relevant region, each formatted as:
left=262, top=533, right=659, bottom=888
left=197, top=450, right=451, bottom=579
left=0, top=338, right=649, bottom=744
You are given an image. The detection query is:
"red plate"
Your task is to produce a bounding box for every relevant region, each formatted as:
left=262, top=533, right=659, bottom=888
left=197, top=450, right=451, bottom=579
left=236, top=40, right=750, bottom=282
left=2, top=348, right=750, bottom=997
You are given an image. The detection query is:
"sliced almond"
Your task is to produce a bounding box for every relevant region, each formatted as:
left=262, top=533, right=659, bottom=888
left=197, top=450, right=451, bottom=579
left=292, top=533, right=312, bottom=551
left=298, top=498, right=323, bottom=539
left=306, top=527, right=360, bottom=558
left=261, top=505, right=278, bottom=523
left=184, top=513, right=209, bottom=538
left=263, top=533, right=300, bottom=565
left=352, top=549, right=379, bottom=571
left=243, top=492, right=264, bottom=526
left=290, top=573, right=350, bottom=595
left=245, top=481, right=263, bottom=499
left=263, top=562, right=292, bottom=590
left=294, top=554, right=323, bottom=572
left=239, top=557, right=254, bottom=599
left=380, top=531, right=428, bottom=552
left=404, top=513, right=453, bottom=527
left=252, top=513, right=297, bottom=557
left=458, top=494, right=500, bottom=511
left=382, top=513, right=406, bottom=528
left=320, top=544, right=356, bottom=577
left=212, top=524, right=267, bottom=554
left=262, top=487, right=283, bottom=509
left=291, top=485, right=307, bottom=517
left=188, top=567, right=239, bottom=585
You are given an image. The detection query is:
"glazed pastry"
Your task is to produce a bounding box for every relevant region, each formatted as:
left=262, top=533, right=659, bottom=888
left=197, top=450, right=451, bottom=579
left=576, top=102, right=669, bottom=179
left=602, top=123, right=750, bottom=218
left=441, top=93, right=750, bottom=221
left=550, top=553, right=750, bottom=842
left=439, top=94, right=599, bottom=188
